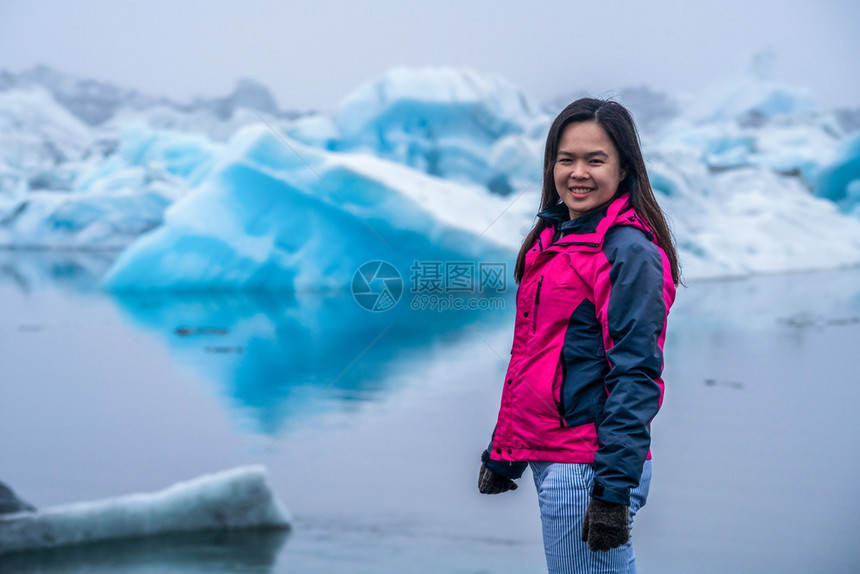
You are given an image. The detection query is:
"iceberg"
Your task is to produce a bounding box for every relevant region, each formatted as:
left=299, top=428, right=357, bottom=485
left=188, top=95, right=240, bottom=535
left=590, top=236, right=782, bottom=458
left=102, top=124, right=523, bottom=291
left=0, top=122, right=220, bottom=249
left=653, top=50, right=846, bottom=186
left=814, top=132, right=860, bottom=215
left=649, top=160, right=860, bottom=278
left=289, top=66, right=549, bottom=192
left=0, top=65, right=301, bottom=128
left=0, top=466, right=290, bottom=555
left=0, top=482, right=35, bottom=515
left=2, top=62, right=860, bottom=286
left=0, top=68, right=298, bottom=250
left=0, top=187, right=173, bottom=249
left=683, top=49, right=819, bottom=125
left=634, top=52, right=860, bottom=277
left=0, top=87, right=93, bottom=188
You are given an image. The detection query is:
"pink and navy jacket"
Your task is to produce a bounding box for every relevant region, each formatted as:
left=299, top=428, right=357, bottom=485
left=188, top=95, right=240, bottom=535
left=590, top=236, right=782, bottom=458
left=484, top=194, right=676, bottom=506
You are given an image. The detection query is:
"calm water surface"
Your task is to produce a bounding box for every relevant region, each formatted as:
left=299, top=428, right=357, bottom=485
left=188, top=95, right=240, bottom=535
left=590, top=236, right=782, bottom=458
left=1, top=253, right=858, bottom=573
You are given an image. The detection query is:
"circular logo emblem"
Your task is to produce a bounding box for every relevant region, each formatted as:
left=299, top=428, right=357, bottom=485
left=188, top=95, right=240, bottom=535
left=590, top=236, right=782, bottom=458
left=351, top=260, right=403, bottom=312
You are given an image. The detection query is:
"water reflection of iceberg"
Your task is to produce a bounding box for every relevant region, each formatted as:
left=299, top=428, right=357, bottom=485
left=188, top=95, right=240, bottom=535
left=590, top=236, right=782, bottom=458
left=110, top=289, right=513, bottom=435
left=0, top=530, right=289, bottom=574
left=0, top=250, right=116, bottom=294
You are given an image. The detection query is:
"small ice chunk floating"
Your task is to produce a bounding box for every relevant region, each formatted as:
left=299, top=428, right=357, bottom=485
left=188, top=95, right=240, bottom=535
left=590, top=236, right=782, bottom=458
left=0, top=466, right=291, bottom=555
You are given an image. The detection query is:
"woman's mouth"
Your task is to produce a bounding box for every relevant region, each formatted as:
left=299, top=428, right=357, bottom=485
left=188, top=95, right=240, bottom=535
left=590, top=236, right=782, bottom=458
left=569, top=187, right=595, bottom=196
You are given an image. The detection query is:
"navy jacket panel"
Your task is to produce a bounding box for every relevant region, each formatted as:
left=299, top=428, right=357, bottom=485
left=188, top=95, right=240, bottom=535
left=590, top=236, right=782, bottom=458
left=592, top=225, right=668, bottom=505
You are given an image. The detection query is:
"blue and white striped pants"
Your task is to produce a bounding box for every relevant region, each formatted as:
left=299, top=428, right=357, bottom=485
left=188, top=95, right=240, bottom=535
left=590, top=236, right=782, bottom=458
left=529, top=460, right=652, bottom=574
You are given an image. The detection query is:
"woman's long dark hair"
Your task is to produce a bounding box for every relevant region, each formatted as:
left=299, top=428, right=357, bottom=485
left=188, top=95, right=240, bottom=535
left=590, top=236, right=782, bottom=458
left=514, top=98, right=681, bottom=285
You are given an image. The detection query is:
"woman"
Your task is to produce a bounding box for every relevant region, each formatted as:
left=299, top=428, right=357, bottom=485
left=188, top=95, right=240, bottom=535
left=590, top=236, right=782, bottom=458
left=478, top=98, right=681, bottom=574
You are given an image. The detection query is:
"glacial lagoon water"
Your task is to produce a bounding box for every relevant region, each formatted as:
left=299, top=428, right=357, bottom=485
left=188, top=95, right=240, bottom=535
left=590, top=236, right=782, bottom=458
left=1, top=251, right=859, bottom=573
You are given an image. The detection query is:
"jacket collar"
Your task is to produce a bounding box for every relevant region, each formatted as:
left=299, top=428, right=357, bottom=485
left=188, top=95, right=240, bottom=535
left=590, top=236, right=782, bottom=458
left=537, top=195, right=631, bottom=235
left=536, top=202, right=570, bottom=224
left=534, top=194, right=638, bottom=251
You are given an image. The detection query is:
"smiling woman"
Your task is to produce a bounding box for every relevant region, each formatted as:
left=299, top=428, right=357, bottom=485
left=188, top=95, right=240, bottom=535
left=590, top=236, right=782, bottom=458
left=478, top=98, right=681, bottom=574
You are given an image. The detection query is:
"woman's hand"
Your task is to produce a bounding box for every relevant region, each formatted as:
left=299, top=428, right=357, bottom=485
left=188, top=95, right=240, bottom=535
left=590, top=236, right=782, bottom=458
left=477, top=464, right=519, bottom=494
left=581, top=497, right=629, bottom=551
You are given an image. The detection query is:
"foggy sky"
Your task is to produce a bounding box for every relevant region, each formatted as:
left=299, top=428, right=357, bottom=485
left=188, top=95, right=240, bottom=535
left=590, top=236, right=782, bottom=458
left=1, top=0, right=857, bottom=112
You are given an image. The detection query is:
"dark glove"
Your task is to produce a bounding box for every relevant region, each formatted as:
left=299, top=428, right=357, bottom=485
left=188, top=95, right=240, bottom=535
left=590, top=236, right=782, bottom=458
left=478, top=463, right=518, bottom=494
left=581, top=497, right=629, bottom=551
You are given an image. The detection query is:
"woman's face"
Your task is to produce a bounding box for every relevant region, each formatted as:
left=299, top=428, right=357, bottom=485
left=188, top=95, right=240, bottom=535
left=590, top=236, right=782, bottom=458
left=553, top=121, right=626, bottom=219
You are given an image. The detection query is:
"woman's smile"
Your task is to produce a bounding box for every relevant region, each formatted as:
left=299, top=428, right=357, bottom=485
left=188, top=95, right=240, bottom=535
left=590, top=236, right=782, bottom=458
left=568, top=186, right=596, bottom=195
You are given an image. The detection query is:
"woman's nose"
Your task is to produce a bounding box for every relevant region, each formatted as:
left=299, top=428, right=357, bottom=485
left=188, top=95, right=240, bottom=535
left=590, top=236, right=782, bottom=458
left=570, top=163, right=587, bottom=178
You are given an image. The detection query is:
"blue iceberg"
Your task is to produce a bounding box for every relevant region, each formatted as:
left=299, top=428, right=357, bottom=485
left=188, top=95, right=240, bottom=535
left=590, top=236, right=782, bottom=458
left=102, top=125, right=519, bottom=291
left=814, top=132, right=860, bottom=216
left=288, top=67, right=548, bottom=193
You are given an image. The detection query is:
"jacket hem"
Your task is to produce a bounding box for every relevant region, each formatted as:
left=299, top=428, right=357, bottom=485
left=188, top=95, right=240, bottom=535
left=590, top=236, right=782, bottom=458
left=492, top=447, right=598, bottom=464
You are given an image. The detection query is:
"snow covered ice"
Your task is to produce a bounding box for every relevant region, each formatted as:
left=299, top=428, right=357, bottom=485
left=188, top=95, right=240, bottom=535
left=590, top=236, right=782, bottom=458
left=1, top=60, right=859, bottom=287
left=0, top=466, right=291, bottom=555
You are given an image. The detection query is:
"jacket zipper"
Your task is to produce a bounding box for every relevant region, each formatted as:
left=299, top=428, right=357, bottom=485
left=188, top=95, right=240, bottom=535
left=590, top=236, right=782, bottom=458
left=533, top=275, right=543, bottom=331
left=554, top=240, right=600, bottom=247
left=557, top=360, right=567, bottom=428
